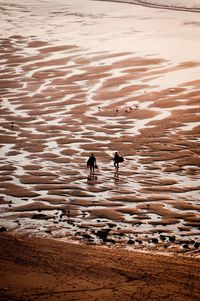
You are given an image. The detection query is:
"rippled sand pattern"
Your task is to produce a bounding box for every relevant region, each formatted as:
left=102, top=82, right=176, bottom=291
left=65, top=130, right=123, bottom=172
left=0, top=34, right=200, bottom=254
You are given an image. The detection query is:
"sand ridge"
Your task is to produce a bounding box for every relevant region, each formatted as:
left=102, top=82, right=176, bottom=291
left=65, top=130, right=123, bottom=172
left=0, top=232, right=200, bottom=301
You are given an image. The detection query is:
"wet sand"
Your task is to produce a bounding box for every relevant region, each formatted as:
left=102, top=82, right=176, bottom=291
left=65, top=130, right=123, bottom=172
left=0, top=34, right=200, bottom=256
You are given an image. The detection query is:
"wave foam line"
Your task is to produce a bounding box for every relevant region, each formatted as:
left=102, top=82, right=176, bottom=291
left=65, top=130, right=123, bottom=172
left=97, top=0, right=200, bottom=13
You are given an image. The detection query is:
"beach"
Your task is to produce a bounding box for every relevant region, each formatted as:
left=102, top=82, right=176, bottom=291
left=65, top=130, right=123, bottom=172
left=0, top=0, right=200, bottom=299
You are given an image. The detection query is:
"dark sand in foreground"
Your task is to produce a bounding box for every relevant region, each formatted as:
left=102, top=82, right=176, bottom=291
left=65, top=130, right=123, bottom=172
left=0, top=232, right=200, bottom=301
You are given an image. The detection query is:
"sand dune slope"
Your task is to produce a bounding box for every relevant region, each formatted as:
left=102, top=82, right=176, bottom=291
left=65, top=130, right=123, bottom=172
left=0, top=233, right=200, bottom=301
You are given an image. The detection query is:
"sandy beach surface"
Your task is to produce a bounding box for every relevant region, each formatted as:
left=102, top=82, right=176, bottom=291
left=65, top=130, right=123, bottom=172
left=1, top=232, right=200, bottom=301
left=0, top=0, right=200, bottom=299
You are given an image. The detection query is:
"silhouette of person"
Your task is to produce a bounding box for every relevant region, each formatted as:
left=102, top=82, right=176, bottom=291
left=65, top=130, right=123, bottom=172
left=113, top=152, right=120, bottom=169
left=87, top=153, right=97, bottom=173
left=113, top=152, right=124, bottom=170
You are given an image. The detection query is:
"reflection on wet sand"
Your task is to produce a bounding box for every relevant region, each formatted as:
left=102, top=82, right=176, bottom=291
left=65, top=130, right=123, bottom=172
left=87, top=174, right=98, bottom=183
left=114, top=170, right=120, bottom=181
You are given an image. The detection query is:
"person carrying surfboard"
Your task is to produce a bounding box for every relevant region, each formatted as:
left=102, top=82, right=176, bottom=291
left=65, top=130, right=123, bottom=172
left=87, top=153, right=97, bottom=173
left=113, top=152, right=124, bottom=170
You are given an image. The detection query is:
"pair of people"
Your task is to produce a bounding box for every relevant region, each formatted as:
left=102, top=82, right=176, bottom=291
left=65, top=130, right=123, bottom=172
left=87, top=152, right=124, bottom=172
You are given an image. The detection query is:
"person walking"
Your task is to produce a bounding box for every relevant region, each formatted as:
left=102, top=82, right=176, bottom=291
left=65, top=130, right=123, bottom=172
left=113, top=152, right=124, bottom=170
left=87, top=153, right=97, bottom=173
